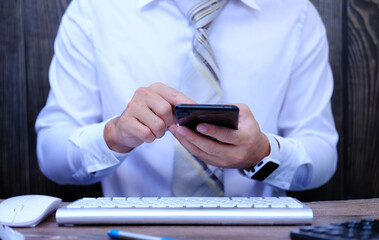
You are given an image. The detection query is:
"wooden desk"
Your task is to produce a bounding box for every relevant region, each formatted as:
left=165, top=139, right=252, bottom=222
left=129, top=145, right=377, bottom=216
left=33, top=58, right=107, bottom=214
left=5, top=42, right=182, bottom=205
left=11, top=198, right=379, bottom=240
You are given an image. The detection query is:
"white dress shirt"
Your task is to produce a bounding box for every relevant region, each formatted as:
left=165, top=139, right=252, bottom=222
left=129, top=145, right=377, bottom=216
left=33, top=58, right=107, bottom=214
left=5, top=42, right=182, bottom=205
left=35, top=0, right=338, bottom=197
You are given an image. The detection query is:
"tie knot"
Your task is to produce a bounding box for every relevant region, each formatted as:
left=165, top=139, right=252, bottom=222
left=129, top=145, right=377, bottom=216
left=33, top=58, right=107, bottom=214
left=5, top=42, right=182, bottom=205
left=175, top=0, right=227, bottom=28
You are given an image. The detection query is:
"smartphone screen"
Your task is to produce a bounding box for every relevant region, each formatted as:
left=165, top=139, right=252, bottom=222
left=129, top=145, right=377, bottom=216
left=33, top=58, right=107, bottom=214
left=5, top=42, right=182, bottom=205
left=174, top=104, right=239, bottom=131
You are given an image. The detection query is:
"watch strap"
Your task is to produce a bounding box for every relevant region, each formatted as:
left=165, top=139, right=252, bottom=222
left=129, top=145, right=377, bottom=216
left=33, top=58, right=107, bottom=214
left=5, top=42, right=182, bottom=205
left=239, top=133, right=281, bottom=180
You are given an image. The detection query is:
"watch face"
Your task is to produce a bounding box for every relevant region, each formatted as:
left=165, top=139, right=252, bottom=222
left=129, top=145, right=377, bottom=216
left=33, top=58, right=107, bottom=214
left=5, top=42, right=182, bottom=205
left=250, top=161, right=279, bottom=181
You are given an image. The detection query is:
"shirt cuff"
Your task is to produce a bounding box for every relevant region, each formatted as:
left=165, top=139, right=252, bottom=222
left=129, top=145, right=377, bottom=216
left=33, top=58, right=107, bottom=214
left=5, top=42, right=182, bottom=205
left=262, top=133, right=313, bottom=190
left=67, top=117, right=129, bottom=181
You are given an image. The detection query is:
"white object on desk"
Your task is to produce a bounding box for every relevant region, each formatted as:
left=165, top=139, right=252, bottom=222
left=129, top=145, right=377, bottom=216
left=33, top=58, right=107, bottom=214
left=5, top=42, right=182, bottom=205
left=56, top=197, right=313, bottom=225
left=0, top=224, right=25, bottom=240
left=0, top=195, right=61, bottom=227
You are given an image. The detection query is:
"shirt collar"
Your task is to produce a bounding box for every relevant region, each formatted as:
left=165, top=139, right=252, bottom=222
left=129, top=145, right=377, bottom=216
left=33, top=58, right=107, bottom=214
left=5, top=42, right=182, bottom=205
left=240, top=0, right=261, bottom=10
left=137, top=0, right=154, bottom=8
left=137, top=0, right=261, bottom=10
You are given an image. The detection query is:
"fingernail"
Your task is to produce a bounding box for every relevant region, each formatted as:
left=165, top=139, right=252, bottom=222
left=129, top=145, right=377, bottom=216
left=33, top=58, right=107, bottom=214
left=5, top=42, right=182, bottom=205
left=196, top=124, right=208, bottom=133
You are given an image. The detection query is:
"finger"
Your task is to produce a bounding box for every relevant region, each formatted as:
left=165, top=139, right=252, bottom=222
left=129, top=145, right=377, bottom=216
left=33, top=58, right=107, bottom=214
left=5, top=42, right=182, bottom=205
left=169, top=124, right=235, bottom=162
left=196, top=103, right=259, bottom=146
left=149, top=82, right=197, bottom=106
left=196, top=123, right=239, bottom=145
left=168, top=124, right=226, bottom=167
left=136, top=110, right=167, bottom=138
left=130, top=87, right=174, bottom=138
left=145, top=95, right=174, bottom=129
left=127, top=100, right=167, bottom=139
left=119, top=115, right=156, bottom=143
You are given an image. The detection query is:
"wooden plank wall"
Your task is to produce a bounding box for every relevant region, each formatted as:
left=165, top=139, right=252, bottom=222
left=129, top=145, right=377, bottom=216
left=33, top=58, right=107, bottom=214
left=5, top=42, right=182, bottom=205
left=1, top=0, right=378, bottom=202
left=290, top=0, right=379, bottom=201
left=0, top=0, right=102, bottom=201
left=345, top=0, right=379, bottom=199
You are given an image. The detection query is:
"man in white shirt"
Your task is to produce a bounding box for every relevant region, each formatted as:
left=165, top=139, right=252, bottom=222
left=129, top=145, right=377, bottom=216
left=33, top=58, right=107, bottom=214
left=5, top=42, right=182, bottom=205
left=35, top=0, right=338, bottom=197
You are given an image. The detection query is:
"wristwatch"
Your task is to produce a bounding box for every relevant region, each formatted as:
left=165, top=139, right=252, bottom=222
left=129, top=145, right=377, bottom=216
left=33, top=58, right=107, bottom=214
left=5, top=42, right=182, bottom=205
left=239, top=134, right=280, bottom=181
left=240, top=157, right=280, bottom=181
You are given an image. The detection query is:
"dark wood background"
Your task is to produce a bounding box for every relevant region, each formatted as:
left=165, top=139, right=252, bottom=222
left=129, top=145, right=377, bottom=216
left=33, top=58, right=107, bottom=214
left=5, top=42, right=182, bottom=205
left=1, top=0, right=378, bottom=202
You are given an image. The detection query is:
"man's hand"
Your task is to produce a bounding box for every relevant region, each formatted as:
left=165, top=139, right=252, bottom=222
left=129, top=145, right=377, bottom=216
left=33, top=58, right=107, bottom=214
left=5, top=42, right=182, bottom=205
left=168, top=103, right=270, bottom=169
left=104, top=82, right=195, bottom=153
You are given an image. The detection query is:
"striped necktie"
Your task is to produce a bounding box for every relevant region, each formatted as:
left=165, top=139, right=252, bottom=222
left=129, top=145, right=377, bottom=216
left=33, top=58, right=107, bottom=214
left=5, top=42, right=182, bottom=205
left=172, top=0, right=227, bottom=197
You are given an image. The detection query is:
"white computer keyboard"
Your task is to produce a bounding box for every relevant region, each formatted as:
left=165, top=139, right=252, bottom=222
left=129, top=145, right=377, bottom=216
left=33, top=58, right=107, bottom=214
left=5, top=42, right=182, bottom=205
left=56, top=197, right=313, bottom=225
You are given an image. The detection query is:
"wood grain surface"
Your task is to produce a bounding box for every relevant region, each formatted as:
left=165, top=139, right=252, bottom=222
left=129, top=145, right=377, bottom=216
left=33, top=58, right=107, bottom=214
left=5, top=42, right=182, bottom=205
left=0, top=0, right=29, bottom=197
left=0, top=0, right=102, bottom=201
left=345, top=0, right=379, bottom=199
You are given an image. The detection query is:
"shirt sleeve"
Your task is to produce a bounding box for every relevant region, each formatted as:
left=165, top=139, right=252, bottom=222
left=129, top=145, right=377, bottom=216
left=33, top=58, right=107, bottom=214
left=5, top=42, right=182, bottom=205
left=35, top=0, right=127, bottom=185
left=262, top=2, right=338, bottom=191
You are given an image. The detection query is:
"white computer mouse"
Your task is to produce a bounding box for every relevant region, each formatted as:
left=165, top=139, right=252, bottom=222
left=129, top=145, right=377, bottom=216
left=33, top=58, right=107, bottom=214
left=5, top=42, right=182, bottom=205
left=0, top=195, right=61, bottom=227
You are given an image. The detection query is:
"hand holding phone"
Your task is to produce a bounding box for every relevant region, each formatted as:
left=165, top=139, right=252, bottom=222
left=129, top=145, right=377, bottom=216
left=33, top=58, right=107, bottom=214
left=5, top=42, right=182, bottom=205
left=174, top=104, right=239, bottom=132
left=174, top=104, right=279, bottom=180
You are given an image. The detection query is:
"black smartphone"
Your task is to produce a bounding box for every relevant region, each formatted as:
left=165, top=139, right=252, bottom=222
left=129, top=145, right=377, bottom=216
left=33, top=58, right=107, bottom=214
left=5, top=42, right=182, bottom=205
left=174, top=104, right=239, bottom=131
